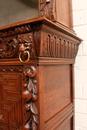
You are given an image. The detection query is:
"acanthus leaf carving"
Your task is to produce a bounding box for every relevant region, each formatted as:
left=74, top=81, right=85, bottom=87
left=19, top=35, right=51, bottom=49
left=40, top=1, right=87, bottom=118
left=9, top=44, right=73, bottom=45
left=0, top=24, right=31, bottom=37
left=0, top=32, right=35, bottom=60
left=0, top=37, right=19, bottom=58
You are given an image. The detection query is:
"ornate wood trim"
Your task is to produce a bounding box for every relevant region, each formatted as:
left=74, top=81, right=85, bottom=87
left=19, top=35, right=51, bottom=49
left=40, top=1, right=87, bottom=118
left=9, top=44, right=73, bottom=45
left=37, top=57, right=75, bottom=65
left=0, top=33, right=34, bottom=60
left=0, top=17, right=81, bottom=60
left=22, top=66, right=39, bottom=130
left=0, top=24, right=31, bottom=37
left=34, top=25, right=80, bottom=59
left=0, top=36, right=19, bottom=58
left=0, top=65, right=23, bottom=72
left=39, top=0, right=56, bottom=21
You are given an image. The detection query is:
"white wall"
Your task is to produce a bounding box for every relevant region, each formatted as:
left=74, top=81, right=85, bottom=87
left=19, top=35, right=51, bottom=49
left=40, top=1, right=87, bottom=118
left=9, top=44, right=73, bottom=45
left=73, top=0, right=87, bottom=130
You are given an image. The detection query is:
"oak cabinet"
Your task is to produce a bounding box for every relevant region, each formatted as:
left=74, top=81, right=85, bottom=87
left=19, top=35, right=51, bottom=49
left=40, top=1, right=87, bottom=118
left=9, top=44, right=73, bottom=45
left=0, top=0, right=81, bottom=130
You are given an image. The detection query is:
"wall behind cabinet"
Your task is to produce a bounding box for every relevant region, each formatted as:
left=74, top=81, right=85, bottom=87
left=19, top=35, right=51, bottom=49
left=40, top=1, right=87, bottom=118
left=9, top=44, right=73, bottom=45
left=73, top=0, right=87, bottom=130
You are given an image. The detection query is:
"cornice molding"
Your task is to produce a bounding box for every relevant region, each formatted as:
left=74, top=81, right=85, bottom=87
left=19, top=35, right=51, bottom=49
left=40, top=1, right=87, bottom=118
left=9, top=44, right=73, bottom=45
left=0, top=17, right=81, bottom=61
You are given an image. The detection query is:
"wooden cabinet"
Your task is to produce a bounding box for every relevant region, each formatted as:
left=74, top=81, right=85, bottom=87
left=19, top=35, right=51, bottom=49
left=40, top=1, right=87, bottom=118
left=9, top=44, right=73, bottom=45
left=39, top=0, right=73, bottom=28
left=0, top=17, right=81, bottom=130
left=0, top=0, right=81, bottom=130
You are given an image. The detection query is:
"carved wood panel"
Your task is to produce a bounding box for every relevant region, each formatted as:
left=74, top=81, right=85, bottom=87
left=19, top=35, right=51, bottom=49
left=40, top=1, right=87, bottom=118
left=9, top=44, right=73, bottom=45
left=33, top=27, right=79, bottom=58
left=39, top=0, right=56, bottom=21
left=41, top=32, right=79, bottom=58
left=0, top=64, right=39, bottom=130
left=0, top=32, right=34, bottom=60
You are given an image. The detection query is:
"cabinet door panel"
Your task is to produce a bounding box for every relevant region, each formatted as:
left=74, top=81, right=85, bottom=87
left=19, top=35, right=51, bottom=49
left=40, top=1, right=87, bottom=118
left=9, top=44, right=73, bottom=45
left=0, top=73, right=22, bottom=129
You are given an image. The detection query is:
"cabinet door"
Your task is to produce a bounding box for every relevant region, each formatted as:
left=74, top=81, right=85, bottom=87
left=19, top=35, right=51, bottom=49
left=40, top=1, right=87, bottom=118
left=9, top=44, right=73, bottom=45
left=0, top=73, right=22, bottom=130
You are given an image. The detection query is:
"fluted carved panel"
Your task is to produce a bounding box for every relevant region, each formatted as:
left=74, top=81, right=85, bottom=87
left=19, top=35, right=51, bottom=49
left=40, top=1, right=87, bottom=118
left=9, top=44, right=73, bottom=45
left=40, top=32, right=79, bottom=58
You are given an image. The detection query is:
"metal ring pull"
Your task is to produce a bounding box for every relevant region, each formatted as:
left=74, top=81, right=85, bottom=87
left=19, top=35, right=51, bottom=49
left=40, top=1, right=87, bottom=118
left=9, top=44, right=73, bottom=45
left=0, top=114, right=3, bottom=120
left=19, top=50, right=30, bottom=63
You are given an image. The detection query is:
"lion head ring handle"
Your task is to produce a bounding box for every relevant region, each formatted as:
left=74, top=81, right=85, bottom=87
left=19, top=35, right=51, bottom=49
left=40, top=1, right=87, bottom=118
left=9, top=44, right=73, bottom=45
left=0, top=114, right=3, bottom=120
left=19, top=44, right=30, bottom=63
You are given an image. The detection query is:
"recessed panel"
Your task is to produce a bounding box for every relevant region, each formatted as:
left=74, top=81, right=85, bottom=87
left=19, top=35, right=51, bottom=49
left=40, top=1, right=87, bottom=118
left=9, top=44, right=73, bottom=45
left=43, top=65, right=72, bottom=121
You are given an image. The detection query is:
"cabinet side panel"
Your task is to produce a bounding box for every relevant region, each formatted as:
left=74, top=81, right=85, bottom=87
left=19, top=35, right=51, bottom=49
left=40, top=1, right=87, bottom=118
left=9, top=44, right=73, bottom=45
left=43, top=65, right=72, bottom=121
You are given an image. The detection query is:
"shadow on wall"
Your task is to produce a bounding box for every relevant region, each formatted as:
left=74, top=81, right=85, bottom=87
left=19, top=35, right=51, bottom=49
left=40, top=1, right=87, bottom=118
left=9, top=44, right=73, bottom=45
left=18, top=0, right=38, bottom=8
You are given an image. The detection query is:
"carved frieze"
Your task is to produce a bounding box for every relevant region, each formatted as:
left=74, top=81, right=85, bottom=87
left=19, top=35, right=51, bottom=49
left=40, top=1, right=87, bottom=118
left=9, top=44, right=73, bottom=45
left=0, top=18, right=80, bottom=60
left=0, top=33, right=34, bottom=60
left=0, top=37, right=18, bottom=58
left=34, top=27, right=80, bottom=59
left=0, top=24, right=31, bottom=38
left=41, top=33, right=79, bottom=58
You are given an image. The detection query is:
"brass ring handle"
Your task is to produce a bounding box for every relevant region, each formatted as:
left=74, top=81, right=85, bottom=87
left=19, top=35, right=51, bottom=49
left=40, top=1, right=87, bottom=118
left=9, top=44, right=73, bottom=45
left=0, top=114, right=3, bottom=120
left=19, top=50, right=30, bottom=63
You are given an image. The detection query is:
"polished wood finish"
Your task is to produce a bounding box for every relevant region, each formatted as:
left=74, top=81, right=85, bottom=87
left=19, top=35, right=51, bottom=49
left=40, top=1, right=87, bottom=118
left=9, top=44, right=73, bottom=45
left=0, top=16, right=81, bottom=130
left=39, top=0, right=73, bottom=28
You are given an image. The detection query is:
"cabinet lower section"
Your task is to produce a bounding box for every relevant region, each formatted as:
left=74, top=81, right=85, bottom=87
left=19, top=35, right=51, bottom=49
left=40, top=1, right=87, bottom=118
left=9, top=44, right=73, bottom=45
left=0, top=63, right=74, bottom=130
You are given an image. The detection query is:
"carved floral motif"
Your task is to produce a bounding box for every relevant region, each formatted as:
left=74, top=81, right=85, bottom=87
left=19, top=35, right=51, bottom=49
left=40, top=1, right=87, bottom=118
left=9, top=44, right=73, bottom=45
left=0, top=33, right=33, bottom=60
left=0, top=24, right=31, bottom=37
left=0, top=37, right=18, bottom=58
left=22, top=66, right=39, bottom=130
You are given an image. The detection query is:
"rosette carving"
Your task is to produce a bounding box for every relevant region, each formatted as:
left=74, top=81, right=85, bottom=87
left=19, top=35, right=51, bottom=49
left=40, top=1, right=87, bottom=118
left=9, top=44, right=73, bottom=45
left=22, top=66, right=39, bottom=130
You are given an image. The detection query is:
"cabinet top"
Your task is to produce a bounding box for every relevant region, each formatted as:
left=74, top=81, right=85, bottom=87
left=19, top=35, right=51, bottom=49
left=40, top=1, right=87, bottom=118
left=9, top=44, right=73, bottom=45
left=0, top=16, right=81, bottom=41
left=0, top=16, right=81, bottom=63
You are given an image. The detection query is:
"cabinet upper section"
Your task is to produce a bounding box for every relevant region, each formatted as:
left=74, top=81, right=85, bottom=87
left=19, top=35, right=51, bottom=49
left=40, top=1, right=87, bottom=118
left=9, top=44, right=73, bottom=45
left=39, top=0, right=73, bottom=28
left=0, top=0, right=73, bottom=29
